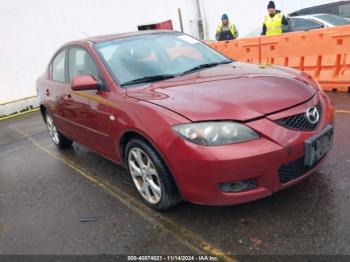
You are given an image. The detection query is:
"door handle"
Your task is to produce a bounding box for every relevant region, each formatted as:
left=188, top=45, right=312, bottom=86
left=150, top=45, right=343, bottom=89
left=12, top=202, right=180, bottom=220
left=46, top=89, right=50, bottom=96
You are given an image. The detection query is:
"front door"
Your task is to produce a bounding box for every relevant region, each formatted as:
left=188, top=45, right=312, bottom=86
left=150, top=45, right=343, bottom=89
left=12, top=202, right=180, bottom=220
left=66, top=46, right=114, bottom=158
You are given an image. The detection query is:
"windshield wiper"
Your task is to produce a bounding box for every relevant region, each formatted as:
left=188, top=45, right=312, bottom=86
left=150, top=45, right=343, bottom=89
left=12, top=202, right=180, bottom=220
left=180, top=60, right=232, bottom=76
left=121, top=74, right=176, bottom=86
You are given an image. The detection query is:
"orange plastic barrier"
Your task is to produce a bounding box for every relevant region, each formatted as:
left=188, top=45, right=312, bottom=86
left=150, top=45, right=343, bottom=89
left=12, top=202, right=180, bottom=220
left=208, top=25, right=350, bottom=92
left=209, top=37, right=261, bottom=64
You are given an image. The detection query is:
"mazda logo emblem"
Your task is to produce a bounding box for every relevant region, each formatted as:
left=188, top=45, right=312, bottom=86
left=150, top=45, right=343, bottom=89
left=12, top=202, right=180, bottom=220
left=306, top=107, right=320, bottom=124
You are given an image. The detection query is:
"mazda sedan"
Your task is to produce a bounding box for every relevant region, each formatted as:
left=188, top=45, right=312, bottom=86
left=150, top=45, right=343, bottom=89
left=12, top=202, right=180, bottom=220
left=37, top=31, right=334, bottom=210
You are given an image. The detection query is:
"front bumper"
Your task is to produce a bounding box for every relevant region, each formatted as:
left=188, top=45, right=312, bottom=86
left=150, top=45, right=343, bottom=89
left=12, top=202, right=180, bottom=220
left=162, top=97, right=334, bottom=206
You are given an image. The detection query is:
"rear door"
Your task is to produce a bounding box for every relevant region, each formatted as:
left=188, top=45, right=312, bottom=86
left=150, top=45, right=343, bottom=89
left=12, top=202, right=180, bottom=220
left=47, top=49, right=73, bottom=137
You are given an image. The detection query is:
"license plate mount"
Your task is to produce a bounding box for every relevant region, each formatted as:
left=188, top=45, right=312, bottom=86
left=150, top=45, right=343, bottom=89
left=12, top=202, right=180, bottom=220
left=304, top=125, right=334, bottom=167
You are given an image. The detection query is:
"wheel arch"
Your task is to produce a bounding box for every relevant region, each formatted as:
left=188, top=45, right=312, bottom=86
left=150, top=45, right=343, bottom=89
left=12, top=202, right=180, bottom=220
left=119, top=129, right=163, bottom=166
left=40, top=104, right=47, bottom=122
left=119, top=129, right=184, bottom=200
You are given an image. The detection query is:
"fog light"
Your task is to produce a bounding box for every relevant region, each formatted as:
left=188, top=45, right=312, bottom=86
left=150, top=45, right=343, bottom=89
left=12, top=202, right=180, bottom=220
left=219, top=179, right=257, bottom=193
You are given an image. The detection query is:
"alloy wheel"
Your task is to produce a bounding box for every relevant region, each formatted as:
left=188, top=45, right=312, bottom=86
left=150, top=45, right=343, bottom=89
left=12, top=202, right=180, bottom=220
left=128, top=147, right=162, bottom=204
left=46, top=114, right=59, bottom=145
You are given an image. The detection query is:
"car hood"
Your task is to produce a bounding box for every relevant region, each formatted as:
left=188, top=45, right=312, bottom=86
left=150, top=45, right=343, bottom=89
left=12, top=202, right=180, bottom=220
left=126, top=62, right=317, bottom=121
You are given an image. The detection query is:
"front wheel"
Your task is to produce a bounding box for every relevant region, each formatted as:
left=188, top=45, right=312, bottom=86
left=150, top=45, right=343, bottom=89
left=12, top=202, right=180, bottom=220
left=125, top=138, right=181, bottom=211
left=45, top=112, right=73, bottom=149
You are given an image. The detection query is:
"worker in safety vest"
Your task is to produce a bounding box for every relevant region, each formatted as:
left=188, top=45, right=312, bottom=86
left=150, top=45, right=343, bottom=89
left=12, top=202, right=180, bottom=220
left=262, top=1, right=288, bottom=36
left=215, top=14, right=239, bottom=41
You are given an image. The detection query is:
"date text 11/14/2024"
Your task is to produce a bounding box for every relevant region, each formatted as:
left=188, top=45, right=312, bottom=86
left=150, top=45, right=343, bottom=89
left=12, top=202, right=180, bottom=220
left=127, top=255, right=220, bottom=261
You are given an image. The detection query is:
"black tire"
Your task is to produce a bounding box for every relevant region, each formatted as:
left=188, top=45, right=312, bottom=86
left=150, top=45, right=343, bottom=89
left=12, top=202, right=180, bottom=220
left=45, top=112, right=73, bottom=149
left=125, top=138, right=181, bottom=211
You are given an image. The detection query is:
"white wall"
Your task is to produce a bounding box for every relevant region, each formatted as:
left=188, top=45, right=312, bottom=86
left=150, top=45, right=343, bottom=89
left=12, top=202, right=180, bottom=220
left=0, top=0, right=339, bottom=103
left=0, top=0, right=199, bottom=103
left=202, top=0, right=340, bottom=40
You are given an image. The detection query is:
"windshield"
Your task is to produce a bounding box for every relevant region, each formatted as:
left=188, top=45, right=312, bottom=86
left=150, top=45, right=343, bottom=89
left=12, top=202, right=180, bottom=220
left=314, top=14, right=350, bottom=26
left=94, top=32, right=231, bottom=86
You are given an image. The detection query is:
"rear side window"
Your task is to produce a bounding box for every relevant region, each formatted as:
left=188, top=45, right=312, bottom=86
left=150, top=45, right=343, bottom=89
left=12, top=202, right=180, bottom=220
left=290, top=18, right=323, bottom=31
left=52, top=50, right=66, bottom=82
left=314, top=14, right=350, bottom=26
left=68, top=47, right=99, bottom=82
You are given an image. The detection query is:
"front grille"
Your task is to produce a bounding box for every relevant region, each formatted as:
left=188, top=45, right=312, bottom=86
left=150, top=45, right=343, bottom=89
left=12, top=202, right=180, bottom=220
left=278, top=156, right=323, bottom=184
left=276, top=103, right=322, bottom=131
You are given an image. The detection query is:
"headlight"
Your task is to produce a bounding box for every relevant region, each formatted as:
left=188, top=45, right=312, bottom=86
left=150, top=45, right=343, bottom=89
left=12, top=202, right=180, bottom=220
left=172, top=121, right=259, bottom=146
left=301, top=72, right=323, bottom=92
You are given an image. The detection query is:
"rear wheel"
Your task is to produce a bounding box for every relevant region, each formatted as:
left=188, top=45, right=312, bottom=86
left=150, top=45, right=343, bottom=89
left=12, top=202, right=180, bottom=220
left=45, top=113, right=73, bottom=149
left=125, top=138, right=181, bottom=211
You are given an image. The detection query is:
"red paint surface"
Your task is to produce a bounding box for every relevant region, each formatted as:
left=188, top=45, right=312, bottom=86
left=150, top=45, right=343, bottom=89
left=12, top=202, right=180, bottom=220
left=37, top=32, right=334, bottom=205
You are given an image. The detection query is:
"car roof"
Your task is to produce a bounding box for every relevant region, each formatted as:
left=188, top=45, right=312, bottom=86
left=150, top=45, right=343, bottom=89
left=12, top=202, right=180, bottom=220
left=54, top=30, right=181, bottom=57
left=289, top=13, right=330, bottom=19
left=289, top=1, right=349, bottom=17
left=82, top=30, right=175, bottom=44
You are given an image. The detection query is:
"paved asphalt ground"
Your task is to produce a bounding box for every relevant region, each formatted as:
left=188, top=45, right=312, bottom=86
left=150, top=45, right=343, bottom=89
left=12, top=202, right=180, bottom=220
left=0, top=93, right=349, bottom=260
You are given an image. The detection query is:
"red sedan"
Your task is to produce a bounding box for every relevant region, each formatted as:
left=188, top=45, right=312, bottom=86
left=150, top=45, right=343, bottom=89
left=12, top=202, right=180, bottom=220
left=37, top=31, right=335, bottom=210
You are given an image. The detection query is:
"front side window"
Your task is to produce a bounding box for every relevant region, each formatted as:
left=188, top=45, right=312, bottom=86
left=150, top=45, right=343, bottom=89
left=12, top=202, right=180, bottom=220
left=94, top=32, right=231, bottom=86
left=68, top=47, right=99, bottom=82
left=52, top=50, right=66, bottom=82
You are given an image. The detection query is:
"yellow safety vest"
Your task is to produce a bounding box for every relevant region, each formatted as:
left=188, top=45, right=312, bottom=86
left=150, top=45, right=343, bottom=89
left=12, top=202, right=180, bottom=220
left=216, top=23, right=237, bottom=36
left=264, top=13, right=283, bottom=36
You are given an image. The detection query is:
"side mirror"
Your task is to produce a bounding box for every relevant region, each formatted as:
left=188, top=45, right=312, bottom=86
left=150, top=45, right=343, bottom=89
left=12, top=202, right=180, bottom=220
left=71, top=75, right=98, bottom=91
